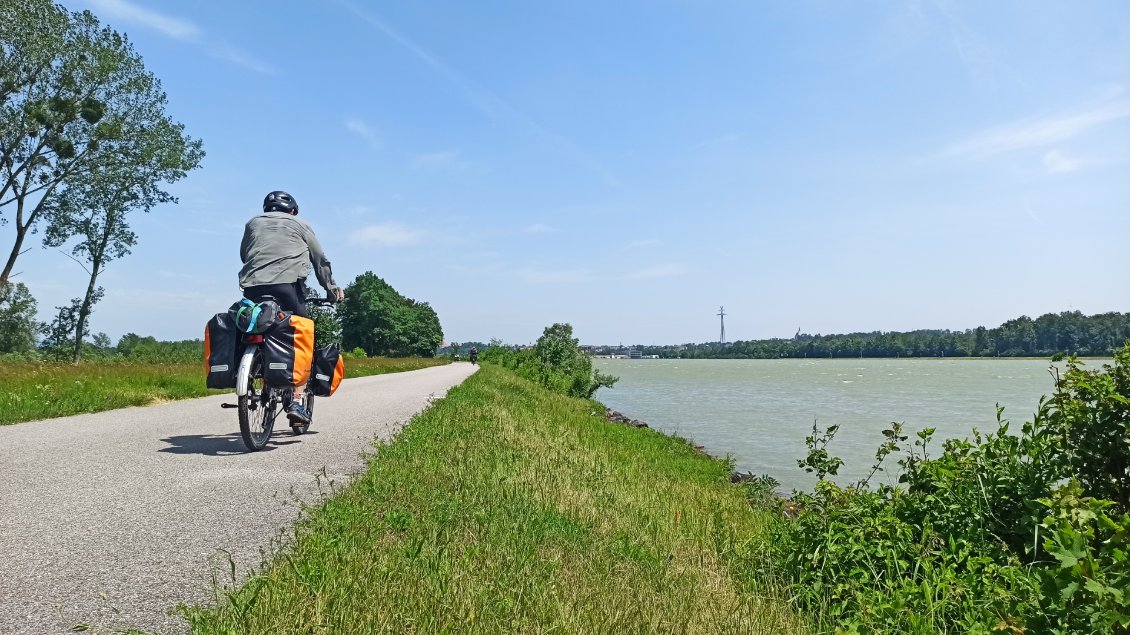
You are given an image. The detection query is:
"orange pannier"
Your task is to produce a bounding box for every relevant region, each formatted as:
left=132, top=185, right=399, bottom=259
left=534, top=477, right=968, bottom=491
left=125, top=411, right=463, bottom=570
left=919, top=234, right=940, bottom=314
left=262, top=313, right=314, bottom=389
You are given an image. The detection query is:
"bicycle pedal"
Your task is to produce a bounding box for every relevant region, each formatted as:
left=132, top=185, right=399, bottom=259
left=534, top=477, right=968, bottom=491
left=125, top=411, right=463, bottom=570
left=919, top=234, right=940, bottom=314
left=219, top=403, right=238, bottom=409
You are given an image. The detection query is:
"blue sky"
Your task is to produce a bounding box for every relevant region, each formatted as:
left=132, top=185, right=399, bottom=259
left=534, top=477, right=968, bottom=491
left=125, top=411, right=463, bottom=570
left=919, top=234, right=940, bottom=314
left=14, top=0, right=1130, bottom=345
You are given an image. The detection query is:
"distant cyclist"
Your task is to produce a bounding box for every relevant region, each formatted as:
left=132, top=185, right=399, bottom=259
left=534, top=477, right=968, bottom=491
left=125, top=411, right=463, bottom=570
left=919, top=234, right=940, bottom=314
left=239, top=190, right=343, bottom=425
left=469, top=346, right=478, bottom=365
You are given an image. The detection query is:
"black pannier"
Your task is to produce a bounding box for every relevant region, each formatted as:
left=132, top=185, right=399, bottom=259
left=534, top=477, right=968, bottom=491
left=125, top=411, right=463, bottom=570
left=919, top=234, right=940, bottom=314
left=310, top=344, right=346, bottom=397
left=204, top=312, right=241, bottom=389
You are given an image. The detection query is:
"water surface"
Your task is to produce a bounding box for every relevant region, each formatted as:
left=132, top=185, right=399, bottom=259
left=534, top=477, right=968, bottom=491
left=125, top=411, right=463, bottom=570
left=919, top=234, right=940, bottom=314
left=593, top=358, right=1085, bottom=491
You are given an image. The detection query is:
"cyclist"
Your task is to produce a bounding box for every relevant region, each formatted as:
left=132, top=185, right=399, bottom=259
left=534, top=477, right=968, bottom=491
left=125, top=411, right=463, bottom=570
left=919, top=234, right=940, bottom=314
left=469, top=346, right=478, bottom=365
left=239, top=190, right=343, bottom=425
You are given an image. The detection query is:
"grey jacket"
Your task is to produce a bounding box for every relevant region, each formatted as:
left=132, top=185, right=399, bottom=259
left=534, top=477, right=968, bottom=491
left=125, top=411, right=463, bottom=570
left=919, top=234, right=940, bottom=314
left=238, top=212, right=339, bottom=293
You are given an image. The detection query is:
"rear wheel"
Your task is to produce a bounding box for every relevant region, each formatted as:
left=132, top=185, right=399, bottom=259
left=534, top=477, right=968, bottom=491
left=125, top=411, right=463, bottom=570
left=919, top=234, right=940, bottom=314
left=238, top=351, right=278, bottom=451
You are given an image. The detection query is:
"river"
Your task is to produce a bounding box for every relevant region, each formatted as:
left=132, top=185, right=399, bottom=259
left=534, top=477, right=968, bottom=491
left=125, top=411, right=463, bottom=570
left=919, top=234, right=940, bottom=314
left=592, top=358, right=1093, bottom=492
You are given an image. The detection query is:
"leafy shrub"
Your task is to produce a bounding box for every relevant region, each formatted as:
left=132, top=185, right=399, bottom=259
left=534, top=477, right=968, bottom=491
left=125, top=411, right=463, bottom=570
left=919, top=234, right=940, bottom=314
left=1042, top=352, right=1130, bottom=510
left=307, top=302, right=343, bottom=350
left=758, top=344, right=1130, bottom=634
left=114, top=333, right=202, bottom=363
left=341, top=347, right=367, bottom=359
left=482, top=323, right=617, bottom=398
left=1036, top=482, right=1130, bottom=634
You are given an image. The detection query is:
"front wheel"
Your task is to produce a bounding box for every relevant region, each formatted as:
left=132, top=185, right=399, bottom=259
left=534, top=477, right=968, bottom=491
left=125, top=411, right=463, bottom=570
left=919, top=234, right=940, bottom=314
left=237, top=347, right=279, bottom=451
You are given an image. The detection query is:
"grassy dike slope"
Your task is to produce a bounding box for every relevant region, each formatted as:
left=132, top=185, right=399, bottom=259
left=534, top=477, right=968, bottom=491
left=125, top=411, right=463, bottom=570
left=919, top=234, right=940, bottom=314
left=182, top=364, right=805, bottom=634
left=0, top=357, right=449, bottom=425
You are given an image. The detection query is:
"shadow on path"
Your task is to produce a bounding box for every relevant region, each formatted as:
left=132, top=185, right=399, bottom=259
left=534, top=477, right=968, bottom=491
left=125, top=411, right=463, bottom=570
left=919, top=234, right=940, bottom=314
left=159, top=431, right=317, bottom=456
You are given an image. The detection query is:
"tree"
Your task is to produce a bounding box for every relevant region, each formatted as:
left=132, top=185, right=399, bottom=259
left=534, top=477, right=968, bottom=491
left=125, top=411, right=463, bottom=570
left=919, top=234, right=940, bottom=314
left=40, top=294, right=89, bottom=358
left=43, top=115, right=203, bottom=362
left=0, top=1, right=203, bottom=285
left=535, top=323, right=585, bottom=374
left=307, top=299, right=343, bottom=350
left=39, top=291, right=117, bottom=359
left=116, top=332, right=157, bottom=357
left=0, top=281, right=41, bottom=353
left=340, top=272, right=443, bottom=357
left=91, top=331, right=110, bottom=350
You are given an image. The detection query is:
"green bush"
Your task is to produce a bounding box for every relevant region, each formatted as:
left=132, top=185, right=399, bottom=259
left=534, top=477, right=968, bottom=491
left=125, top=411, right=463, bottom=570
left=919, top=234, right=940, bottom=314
left=759, top=345, right=1130, bottom=634
left=482, top=324, right=617, bottom=398
left=0, top=282, right=41, bottom=354
left=340, top=272, right=442, bottom=357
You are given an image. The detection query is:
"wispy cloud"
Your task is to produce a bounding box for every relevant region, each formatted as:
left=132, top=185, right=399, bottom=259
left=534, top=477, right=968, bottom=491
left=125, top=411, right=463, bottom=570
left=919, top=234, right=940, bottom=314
left=931, top=0, right=1008, bottom=88
left=623, top=264, right=686, bottom=280
left=349, top=222, right=425, bottom=247
left=337, top=204, right=374, bottom=217
left=1042, top=150, right=1082, bottom=174
left=522, top=223, right=558, bottom=235
left=85, top=0, right=199, bottom=40
left=345, top=118, right=380, bottom=149
left=333, top=0, right=619, bottom=186
left=942, top=100, right=1130, bottom=159
left=412, top=150, right=460, bottom=170
left=210, top=46, right=275, bottom=75
left=449, top=261, right=506, bottom=275
left=82, top=0, right=272, bottom=74
left=515, top=267, right=589, bottom=284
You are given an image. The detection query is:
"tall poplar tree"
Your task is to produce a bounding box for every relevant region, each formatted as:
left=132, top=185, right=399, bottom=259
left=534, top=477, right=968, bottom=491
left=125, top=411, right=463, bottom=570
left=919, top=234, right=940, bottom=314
left=0, top=0, right=203, bottom=286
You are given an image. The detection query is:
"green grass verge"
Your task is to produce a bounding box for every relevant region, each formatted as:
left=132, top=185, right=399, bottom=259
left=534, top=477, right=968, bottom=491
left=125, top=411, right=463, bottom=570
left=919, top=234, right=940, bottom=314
left=0, top=357, right=451, bottom=425
left=181, top=364, right=805, bottom=634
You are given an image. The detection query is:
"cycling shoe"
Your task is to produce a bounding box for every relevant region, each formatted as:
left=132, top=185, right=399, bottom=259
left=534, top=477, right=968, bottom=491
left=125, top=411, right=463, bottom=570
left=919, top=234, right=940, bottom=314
left=286, top=402, right=311, bottom=425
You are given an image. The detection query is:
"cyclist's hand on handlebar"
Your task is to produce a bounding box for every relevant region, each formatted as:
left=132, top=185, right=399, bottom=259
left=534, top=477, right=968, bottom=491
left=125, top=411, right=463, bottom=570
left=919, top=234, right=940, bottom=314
left=333, top=288, right=345, bottom=302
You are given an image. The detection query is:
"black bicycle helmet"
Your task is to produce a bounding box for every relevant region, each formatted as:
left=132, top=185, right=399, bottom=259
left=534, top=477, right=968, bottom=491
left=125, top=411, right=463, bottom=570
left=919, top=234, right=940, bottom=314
left=263, top=190, right=299, bottom=214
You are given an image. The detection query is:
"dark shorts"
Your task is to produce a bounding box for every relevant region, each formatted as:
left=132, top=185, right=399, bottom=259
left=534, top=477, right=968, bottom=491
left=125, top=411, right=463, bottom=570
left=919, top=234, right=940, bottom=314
left=243, top=282, right=307, bottom=317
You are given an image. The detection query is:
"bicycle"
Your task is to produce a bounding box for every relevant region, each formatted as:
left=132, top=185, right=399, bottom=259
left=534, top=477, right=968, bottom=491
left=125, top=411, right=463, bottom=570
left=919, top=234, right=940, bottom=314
left=227, top=297, right=337, bottom=451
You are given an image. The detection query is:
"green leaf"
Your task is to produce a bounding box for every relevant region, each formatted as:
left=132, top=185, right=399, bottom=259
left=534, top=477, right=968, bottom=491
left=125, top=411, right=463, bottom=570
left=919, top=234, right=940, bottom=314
left=1083, top=578, right=1108, bottom=597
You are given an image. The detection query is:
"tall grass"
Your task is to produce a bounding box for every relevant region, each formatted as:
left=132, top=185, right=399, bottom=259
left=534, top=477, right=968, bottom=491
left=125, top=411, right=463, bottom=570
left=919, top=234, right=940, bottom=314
left=0, top=357, right=450, bottom=425
left=181, top=364, right=805, bottom=634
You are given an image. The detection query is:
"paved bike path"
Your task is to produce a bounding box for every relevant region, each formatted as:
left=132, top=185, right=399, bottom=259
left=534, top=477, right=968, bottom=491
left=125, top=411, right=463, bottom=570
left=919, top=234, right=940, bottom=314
left=0, top=363, right=478, bottom=634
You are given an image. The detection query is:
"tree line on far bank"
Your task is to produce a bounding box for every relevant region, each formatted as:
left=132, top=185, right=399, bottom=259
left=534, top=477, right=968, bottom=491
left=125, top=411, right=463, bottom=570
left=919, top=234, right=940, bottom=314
left=616, top=311, right=1130, bottom=359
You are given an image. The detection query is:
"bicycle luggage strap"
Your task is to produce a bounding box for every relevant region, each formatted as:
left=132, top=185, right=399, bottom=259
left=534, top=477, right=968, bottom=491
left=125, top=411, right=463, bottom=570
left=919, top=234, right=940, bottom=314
left=236, top=301, right=263, bottom=333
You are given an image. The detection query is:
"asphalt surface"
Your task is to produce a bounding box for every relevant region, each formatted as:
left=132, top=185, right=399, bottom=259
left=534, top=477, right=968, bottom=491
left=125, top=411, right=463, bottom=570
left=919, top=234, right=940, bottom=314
left=0, top=362, right=478, bottom=635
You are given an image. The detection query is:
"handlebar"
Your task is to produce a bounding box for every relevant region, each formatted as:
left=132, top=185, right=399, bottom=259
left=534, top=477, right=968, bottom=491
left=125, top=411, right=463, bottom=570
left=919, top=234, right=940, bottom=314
left=304, top=297, right=339, bottom=307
